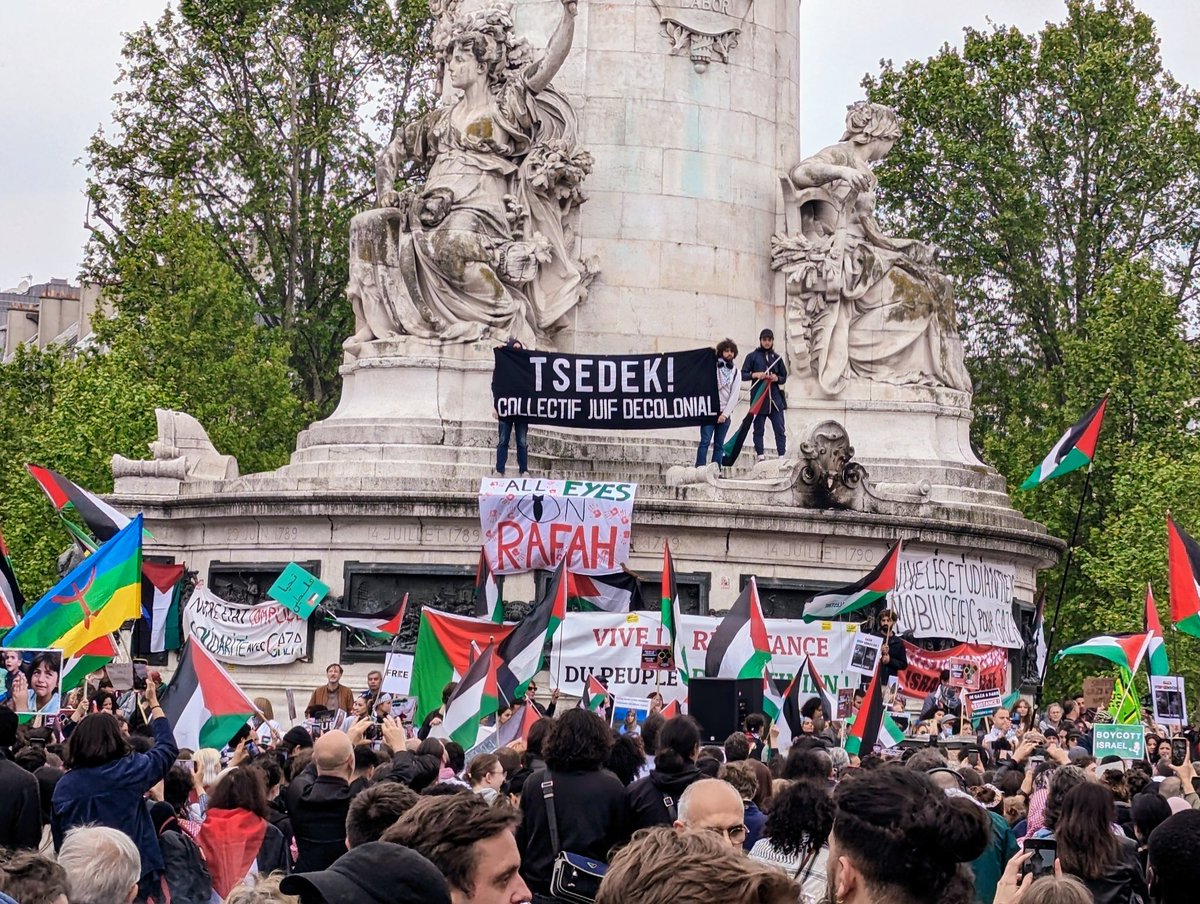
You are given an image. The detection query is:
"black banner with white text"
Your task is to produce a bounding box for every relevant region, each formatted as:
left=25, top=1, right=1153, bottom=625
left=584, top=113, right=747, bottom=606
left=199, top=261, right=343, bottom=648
left=492, top=347, right=720, bottom=430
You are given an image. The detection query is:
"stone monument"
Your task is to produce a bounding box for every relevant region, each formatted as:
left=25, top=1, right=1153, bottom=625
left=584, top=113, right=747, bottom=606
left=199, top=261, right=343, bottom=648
left=111, top=1, right=1060, bottom=708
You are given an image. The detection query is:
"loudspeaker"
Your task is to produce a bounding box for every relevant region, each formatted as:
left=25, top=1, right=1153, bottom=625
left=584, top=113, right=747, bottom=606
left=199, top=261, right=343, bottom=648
left=688, top=677, right=763, bottom=744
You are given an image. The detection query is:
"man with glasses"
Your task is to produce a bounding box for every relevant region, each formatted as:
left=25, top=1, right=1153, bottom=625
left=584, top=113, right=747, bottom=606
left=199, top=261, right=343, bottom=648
left=673, top=778, right=748, bottom=850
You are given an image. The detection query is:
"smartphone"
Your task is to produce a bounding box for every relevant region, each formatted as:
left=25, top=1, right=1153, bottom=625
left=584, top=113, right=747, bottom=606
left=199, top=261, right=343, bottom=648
left=1021, top=838, right=1057, bottom=879
left=245, top=741, right=260, bottom=758
left=1171, top=737, right=1189, bottom=767
left=132, top=660, right=149, bottom=692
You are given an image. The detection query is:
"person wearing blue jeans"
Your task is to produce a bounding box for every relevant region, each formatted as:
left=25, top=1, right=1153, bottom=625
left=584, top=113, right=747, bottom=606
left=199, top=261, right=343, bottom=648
left=494, top=337, right=531, bottom=477
left=696, top=338, right=742, bottom=467
left=741, top=328, right=788, bottom=461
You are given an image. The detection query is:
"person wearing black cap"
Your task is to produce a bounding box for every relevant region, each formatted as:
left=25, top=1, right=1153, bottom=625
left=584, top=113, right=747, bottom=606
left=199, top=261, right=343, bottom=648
left=740, top=329, right=788, bottom=463
left=280, top=841, right=451, bottom=904
left=493, top=337, right=530, bottom=478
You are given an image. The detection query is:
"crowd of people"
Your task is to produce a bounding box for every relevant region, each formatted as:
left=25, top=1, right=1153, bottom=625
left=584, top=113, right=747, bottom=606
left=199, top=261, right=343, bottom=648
left=1, top=666, right=1200, bottom=904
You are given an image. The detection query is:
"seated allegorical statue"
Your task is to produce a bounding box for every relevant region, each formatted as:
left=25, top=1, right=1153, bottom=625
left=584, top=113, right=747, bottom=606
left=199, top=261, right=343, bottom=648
left=344, top=1, right=593, bottom=357
left=772, top=101, right=972, bottom=396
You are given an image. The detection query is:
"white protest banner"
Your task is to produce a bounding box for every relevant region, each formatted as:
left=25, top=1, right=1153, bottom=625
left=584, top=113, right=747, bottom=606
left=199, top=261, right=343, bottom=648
left=182, top=585, right=308, bottom=665
left=382, top=652, right=415, bottom=696
left=549, top=612, right=860, bottom=704
left=887, top=550, right=1021, bottom=648
left=480, top=477, right=636, bottom=575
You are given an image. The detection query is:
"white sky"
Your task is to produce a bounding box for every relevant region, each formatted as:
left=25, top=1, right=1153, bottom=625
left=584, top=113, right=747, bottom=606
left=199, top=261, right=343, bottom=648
left=1, top=0, right=1197, bottom=289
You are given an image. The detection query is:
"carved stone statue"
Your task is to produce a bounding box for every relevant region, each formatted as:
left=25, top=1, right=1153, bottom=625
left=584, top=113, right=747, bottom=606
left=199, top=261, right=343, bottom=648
left=772, top=101, right=972, bottom=396
left=112, top=409, right=239, bottom=482
left=344, top=1, right=593, bottom=357
left=795, top=420, right=868, bottom=509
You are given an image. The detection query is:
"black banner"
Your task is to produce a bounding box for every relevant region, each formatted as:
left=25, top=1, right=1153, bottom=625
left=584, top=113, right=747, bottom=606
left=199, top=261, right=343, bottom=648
left=493, top=348, right=720, bottom=430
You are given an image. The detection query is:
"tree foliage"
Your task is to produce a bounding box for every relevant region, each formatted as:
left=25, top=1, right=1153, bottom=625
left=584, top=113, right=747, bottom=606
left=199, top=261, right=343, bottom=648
left=865, top=0, right=1200, bottom=697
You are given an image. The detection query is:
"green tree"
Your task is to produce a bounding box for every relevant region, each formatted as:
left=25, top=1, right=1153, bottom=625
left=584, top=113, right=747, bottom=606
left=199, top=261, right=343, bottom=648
left=85, top=0, right=436, bottom=409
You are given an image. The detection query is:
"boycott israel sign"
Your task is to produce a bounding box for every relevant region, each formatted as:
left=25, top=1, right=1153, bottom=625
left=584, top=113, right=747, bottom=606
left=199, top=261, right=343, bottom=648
left=480, top=477, right=636, bottom=574
left=492, top=347, right=719, bottom=430
left=887, top=550, right=1021, bottom=648
left=182, top=585, right=308, bottom=665
left=549, top=612, right=859, bottom=704
left=1092, top=723, right=1145, bottom=760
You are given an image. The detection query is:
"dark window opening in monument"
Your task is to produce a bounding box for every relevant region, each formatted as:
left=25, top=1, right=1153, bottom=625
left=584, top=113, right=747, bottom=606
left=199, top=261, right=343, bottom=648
left=339, top=563, right=477, bottom=662
left=534, top=570, right=710, bottom=615
left=736, top=575, right=845, bottom=621
left=207, top=561, right=321, bottom=662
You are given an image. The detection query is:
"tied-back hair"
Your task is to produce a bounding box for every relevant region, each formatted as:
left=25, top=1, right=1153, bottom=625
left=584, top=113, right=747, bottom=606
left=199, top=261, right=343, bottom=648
left=1056, top=782, right=1120, bottom=880
left=544, top=709, right=612, bottom=771
left=654, top=717, right=701, bottom=774
left=208, top=765, right=270, bottom=819
left=467, top=754, right=501, bottom=787
left=831, top=765, right=990, bottom=904
left=63, top=713, right=131, bottom=769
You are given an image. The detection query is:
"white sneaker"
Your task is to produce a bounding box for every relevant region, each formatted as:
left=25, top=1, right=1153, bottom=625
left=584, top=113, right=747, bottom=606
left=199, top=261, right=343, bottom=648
left=756, top=454, right=766, bottom=463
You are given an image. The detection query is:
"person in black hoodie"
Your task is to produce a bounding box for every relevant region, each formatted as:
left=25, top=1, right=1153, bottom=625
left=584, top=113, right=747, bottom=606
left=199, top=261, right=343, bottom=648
left=516, top=708, right=630, bottom=902
left=0, top=709, right=41, bottom=850
left=287, top=731, right=358, bottom=873
left=626, top=716, right=704, bottom=831
left=149, top=800, right=212, bottom=904
left=379, top=736, right=444, bottom=792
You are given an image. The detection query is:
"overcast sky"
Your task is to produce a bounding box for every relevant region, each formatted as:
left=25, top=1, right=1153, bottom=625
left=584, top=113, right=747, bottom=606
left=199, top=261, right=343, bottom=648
left=1, top=0, right=1197, bottom=289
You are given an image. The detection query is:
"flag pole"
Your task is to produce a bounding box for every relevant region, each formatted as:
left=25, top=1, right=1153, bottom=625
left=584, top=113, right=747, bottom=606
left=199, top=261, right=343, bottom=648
left=1040, top=463, right=1094, bottom=688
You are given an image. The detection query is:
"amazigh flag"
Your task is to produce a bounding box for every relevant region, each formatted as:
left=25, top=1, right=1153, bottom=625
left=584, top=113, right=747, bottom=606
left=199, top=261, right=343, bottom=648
left=661, top=541, right=691, bottom=687
left=803, top=541, right=903, bottom=622
left=160, top=639, right=258, bottom=749
left=436, top=640, right=501, bottom=749
left=1144, top=583, right=1169, bottom=676
left=497, top=702, right=542, bottom=746
left=1167, top=515, right=1200, bottom=638
left=26, top=464, right=131, bottom=542
left=1020, top=397, right=1107, bottom=490
left=580, top=674, right=608, bottom=712
left=845, top=659, right=885, bottom=756
left=412, top=608, right=514, bottom=722
left=4, top=514, right=143, bottom=656
left=142, top=562, right=185, bottom=653
left=497, top=560, right=567, bottom=705
left=704, top=577, right=771, bottom=679
left=61, top=634, right=119, bottom=693
left=329, top=594, right=407, bottom=643
left=474, top=550, right=503, bottom=624
left=568, top=569, right=643, bottom=613
left=721, top=379, right=771, bottom=467
left=0, top=526, right=25, bottom=629
left=1054, top=632, right=1149, bottom=674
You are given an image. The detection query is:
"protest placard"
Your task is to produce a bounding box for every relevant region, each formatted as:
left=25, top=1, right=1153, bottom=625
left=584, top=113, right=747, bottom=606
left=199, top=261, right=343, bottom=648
left=1092, top=723, right=1145, bottom=760
left=382, top=652, right=415, bottom=696
left=611, top=695, right=652, bottom=734
left=267, top=563, right=329, bottom=618
left=966, top=688, right=1003, bottom=715
left=949, top=658, right=981, bottom=691
left=1083, top=676, right=1116, bottom=713
left=1151, top=676, right=1187, bottom=727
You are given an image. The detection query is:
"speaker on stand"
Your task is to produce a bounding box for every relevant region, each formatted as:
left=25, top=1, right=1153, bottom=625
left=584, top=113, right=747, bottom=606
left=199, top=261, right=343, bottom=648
left=687, top=677, right=763, bottom=744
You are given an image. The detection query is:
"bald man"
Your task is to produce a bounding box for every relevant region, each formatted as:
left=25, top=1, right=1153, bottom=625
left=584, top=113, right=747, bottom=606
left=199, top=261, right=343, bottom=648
left=288, top=730, right=359, bottom=873
left=674, top=778, right=748, bottom=850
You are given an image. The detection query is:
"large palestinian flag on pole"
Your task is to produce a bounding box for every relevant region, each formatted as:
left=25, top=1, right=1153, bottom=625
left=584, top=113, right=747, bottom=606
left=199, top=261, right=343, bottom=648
left=412, top=608, right=514, bottom=722
left=0, top=527, right=25, bottom=630
left=567, top=570, right=643, bottom=613
left=142, top=562, right=185, bottom=653
left=803, top=541, right=903, bottom=622
left=497, top=560, right=567, bottom=705
left=1054, top=632, right=1149, bottom=674
left=845, top=658, right=884, bottom=756
left=434, top=640, right=501, bottom=749
left=1019, top=397, right=1107, bottom=490
left=61, top=634, right=119, bottom=693
left=721, top=379, right=770, bottom=467
left=1167, top=515, right=1200, bottom=638
left=26, top=464, right=132, bottom=542
left=329, top=594, right=407, bottom=643
left=661, top=541, right=691, bottom=687
left=704, top=577, right=771, bottom=679
left=474, top=550, right=503, bottom=624
left=1144, top=583, right=1169, bottom=676
left=160, top=639, right=258, bottom=749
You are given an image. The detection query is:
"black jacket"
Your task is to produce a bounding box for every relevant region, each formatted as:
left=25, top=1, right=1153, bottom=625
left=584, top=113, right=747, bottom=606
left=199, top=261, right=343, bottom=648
left=286, top=771, right=355, bottom=873
left=626, top=765, right=703, bottom=831
left=0, top=755, right=41, bottom=850
left=516, top=767, right=630, bottom=895
left=380, top=751, right=441, bottom=792
left=158, top=823, right=213, bottom=904
left=1072, top=836, right=1148, bottom=904
left=267, top=796, right=294, bottom=852
left=877, top=633, right=908, bottom=683
left=740, top=348, right=788, bottom=411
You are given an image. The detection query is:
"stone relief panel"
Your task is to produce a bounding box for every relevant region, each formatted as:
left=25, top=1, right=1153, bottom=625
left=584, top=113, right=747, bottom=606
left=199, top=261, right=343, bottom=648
left=650, top=0, right=755, bottom=72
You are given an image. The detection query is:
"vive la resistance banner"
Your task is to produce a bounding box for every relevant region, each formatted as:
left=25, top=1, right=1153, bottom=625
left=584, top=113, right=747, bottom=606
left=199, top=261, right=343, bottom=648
left=492, top=347, right=719, bottom=430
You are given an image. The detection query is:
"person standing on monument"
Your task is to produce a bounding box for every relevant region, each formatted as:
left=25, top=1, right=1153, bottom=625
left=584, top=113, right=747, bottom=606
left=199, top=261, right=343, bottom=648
left=696, top=339, right=742, bottom=470
left=742, top=329, right=788, bottom=463
left=308, top=664, right=355, bottom=716
left=493, top=338, right=530, bottom=478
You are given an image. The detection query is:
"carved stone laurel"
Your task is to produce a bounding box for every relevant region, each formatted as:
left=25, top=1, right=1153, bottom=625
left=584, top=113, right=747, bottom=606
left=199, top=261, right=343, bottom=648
left=650, top=0, right=755, bottom=72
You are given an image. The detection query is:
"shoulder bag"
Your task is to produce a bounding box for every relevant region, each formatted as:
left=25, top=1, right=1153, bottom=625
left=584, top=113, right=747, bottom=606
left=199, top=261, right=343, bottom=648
left=542, top=775, right=607, bottom=904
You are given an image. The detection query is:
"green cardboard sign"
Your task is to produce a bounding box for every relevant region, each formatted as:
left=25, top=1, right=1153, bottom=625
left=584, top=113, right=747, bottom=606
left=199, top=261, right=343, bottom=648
left=1092, top=723, right=1145, bottom=760
left=267, top=563, right=328, bottom=618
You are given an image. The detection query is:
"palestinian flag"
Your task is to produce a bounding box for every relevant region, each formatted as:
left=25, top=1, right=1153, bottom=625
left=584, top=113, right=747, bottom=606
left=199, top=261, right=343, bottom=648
left=721, top=379, right=770, bottom=467
left=474, top=550, right=503, bottom=624
left=142, top=562, right=185, bottom=653
left=1054, top=632, right=1149, bottom=674
left=1144, top=582, right=1170, bottom=676
left=436, top=640, right=501, bottom=749
left=661, top=699, right=681, bottom=720
left=329, top=594, right=407, bottom=642
left=661, top=541, right=691, bottom=687
left=580, top=674, right=608, bottom=712
left=497, top=702, right=542, bottom=746
left=61, top=634, right=119, bottom=692
left=412, top=608, right=514, bottom=722
left=845, top=660, right=884, bottom=756
left=704, top=577, right=771, bottom=680
left=568, top=570, right=643, bottom=613
left=1167, top=515, right=1200, bottom=638
left=802, top=654, right=836, bottom=721
left=1019, top=397, right=1107, bottom=490
left=26, top=464, right=131, bottom=542
left=0, top=526, right=25, bottom=629
left=803, top=541, right=903, bottom=622
left=771, top=672, right=803, bottom=753
left=877, top=712, right=906, bottom=749
left=761, top=665, right=784, bottom=723
left=497, top=560, right=567, bottom=705
left=4, top=514, right=142, bottom=656
left=160, top=639, right=258, bottom=749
